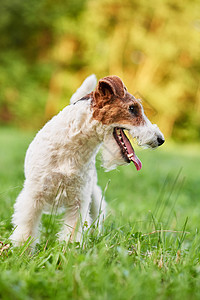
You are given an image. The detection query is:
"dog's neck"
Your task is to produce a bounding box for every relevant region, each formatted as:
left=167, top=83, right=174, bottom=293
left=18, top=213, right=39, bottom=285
left=59, top=99, right=105, bottom=173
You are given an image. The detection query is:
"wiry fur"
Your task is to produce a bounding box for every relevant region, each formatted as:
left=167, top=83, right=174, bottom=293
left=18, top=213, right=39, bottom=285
left=10, top=74, right=164, bottom=246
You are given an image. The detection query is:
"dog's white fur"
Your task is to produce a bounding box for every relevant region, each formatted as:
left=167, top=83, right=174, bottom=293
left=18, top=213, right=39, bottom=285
left=10, top=75, right=164, bottom=246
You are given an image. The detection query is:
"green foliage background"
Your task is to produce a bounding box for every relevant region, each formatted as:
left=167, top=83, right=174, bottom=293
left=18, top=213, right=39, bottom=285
left=0, top=0, right=199, bottom=140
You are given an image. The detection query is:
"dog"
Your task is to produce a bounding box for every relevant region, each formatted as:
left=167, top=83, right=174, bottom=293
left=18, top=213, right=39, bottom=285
left=10, top=75, right=165, bottom=246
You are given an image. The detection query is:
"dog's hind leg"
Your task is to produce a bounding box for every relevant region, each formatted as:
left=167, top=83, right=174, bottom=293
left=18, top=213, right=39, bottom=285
left=10, top=185, right=43, bottom=247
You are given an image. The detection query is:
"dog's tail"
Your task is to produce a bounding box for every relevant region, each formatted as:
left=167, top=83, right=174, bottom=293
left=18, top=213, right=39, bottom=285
left=70, top=74, right=97, bottom=104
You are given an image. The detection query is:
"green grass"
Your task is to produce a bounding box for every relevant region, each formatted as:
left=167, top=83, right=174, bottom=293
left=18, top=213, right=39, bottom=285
left=1, top=127, right=200, bottom=300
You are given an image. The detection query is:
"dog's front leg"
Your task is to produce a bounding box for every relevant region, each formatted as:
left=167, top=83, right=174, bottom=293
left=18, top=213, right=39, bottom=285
left=90, top=184, right=106, bottom=226
left=58, top=197, right=92, bottom=243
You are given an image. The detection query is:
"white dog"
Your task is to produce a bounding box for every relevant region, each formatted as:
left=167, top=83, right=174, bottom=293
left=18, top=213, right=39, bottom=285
left=10, top=75, right=165, bottom=246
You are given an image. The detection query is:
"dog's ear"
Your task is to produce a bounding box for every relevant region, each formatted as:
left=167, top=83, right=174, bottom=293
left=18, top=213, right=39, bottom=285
left=97, top=78, right=116, bottom=99
left=94, top=76, right=125, bottom=104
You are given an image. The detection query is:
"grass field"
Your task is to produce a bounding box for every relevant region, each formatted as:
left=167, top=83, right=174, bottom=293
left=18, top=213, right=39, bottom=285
left=1, top=127, right=200, bottom=300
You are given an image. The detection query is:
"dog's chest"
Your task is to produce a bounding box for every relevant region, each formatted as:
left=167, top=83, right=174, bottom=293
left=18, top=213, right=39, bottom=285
left=43, top=163, right=95, bottom=206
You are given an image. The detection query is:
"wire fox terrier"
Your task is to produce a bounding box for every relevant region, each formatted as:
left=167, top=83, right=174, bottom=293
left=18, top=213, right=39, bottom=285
left=10, top=75, right=165, bottom=246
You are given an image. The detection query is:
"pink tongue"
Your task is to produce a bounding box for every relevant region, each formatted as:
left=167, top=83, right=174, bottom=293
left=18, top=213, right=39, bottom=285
left=121, top=130, right=142, bottom=171
left=130, top=153, right=142, bottom=171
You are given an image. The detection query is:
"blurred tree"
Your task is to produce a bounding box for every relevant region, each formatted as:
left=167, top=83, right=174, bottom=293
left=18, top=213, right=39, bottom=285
left=0, top=0, right=199, bottom=141
left=0, top=0, right=87, bottom=127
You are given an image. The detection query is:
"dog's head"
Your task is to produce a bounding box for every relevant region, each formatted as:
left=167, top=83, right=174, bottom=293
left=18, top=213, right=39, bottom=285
left=92, top=76, right=165, bottom=171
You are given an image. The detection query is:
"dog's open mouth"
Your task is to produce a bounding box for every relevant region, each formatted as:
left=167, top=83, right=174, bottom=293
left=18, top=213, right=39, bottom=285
left=113, top=128, right=142, bottom=171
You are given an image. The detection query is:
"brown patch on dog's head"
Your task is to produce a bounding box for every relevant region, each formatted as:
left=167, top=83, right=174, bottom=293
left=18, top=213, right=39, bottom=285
left=92, top=76, right=145, bottom=127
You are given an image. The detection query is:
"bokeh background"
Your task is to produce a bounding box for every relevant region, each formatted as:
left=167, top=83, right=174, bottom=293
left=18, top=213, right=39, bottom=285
left=0, top=0, right=199, bottom=141
left=1, top=3, right=200, bottom=297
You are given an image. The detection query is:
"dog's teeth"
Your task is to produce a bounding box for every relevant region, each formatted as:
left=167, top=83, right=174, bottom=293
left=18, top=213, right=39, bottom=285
left=127, top=153, right=134, bottom=158
left=121, top=142, right=124, bottom=145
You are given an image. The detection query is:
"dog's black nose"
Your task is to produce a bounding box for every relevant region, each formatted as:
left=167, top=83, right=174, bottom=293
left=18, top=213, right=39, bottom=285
left=157, top=137, right=165, bottom=146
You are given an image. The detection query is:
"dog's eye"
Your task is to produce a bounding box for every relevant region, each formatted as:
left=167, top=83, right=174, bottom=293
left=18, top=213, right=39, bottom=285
left=129, top=104, right=139, bottom=116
